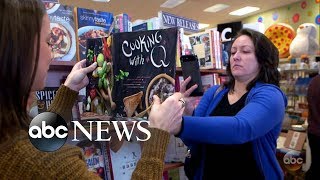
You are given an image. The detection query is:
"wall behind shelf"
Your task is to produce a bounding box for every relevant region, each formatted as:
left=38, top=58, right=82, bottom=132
left=242, top=0, right=319, bottom=44
left=46, top=61, right=76, bottom=87
left=46, top=70, right=69, bottom=87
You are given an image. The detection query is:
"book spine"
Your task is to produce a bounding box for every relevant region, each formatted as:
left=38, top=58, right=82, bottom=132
left=118, top=15, right=124, bottom=32
left=209, top=30, right=217, bottom=69
left=122, top=13, right=129, bottom=32
left=215, top=31, right=222, bottom=69
left=113, top=16, right=119, bottom=33
left=147, top=21, right=153, bottom=30
left=128, top=21, right=132, bottom=32
left=102, top=142, right=114, bottom=180
left=132, top=22, right=148, bottom=32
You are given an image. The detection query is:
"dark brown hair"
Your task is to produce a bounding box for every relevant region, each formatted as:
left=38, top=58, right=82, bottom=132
left=225, top=28, right=280, bottom=92
left=0, top=0, right=45, bottom=142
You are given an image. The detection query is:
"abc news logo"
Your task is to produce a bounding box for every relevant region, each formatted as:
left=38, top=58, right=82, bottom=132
left=28, top=112, right=150, bottom=152
left=282, top=150, right=304, bottom=171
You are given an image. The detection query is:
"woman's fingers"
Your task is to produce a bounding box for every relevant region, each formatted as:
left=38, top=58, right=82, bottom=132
left=184, top=84, right=198, bottom=97
left=180, top=76, right=191, bottom=93
left=81, top=62, right=97, bottom=74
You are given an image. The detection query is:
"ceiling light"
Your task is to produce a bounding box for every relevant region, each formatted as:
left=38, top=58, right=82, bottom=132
left=229, top=6, right=260, bottom=16
left=160, top=0, right=186, bottom=8
left=204, top=4, right=230, bottom=13
left=199, top=23, right=210, bottom=29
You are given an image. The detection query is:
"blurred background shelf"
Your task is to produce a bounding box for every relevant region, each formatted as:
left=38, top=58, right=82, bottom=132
left=280, top=68, right=318, bottom=73
left=49, top=60, right=76, bottom=71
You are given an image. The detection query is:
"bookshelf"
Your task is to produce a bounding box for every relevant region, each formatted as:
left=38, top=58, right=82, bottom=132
left=49, top=60, right=76, bottom=71
left=280, top=68, right=318, bottom=74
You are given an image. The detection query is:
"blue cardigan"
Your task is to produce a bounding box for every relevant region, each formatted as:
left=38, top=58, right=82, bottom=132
left=179, top=83, right=287, bottom=180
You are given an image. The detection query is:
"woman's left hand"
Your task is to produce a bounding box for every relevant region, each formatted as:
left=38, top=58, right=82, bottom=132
left=64, top=59, right=97, bottom=92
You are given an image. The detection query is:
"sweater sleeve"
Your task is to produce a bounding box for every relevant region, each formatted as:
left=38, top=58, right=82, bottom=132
left=50, top=145, right=102, bottom=180
left=47, top=85, right=78, bottom=122
left=131, top=128, right=170, bottom=180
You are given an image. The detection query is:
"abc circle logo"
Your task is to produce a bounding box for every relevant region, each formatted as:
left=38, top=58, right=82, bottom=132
left=283, top=150, right=303, bottom=171
left=28, top=112, right=68, bottom=152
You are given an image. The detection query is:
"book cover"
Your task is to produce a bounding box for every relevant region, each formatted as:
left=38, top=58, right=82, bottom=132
left=76, top=7, right=113, bottom=61
left=132, top=22, right=148, bottom=32
left=46, top=3, right=76, bottom=61
left=221, top=41, right=232, bottom=69
left=189, top=31, right=213, bottom=69
left=35, top=87, right=59, bottom=114
left=284, top=130, right=307, bottom=151
left=67, top=125, right=109, bottom=179
left=112, top=28, right=178, bottom=117
left=104, top=140, right=142, bottom=180
left=115, top=13, right=130, bottom=32
left=201, top=74, right=214, bottom=92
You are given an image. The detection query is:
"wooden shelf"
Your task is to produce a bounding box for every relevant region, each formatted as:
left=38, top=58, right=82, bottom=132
left=164, top=162, right=184, bottom=171
left=49, top=60, right=76, bottom=71
left=279, top=55, right=319, bottom=64
left=280, top=68, right=318, bottom=73
left=176, top=67, right=226, bottom=74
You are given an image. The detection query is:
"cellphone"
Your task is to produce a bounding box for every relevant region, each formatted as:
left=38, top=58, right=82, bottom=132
left=180, top=55, right=203, bottom=96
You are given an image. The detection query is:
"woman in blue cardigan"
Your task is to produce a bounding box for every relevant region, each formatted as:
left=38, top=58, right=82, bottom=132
left=177, top=29, right=287, bottom=180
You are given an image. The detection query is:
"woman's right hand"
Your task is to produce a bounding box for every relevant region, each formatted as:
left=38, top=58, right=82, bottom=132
left=180, top=76, right=198, bottom=116
left=148, top=93, right=185, bottom=135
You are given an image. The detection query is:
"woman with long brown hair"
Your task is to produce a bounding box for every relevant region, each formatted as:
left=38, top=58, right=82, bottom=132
left=0, top=0, right=104, bottom=178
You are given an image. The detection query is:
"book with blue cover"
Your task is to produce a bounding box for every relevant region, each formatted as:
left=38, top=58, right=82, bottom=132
left=76, top=8, right=113, bottom=61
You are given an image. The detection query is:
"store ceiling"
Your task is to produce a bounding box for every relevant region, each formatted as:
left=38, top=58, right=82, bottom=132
left=60, top=0, right=301, bottom=28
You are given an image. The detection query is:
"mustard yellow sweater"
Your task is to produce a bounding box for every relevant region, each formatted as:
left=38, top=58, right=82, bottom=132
left=0, top=85, right=170, bottom=180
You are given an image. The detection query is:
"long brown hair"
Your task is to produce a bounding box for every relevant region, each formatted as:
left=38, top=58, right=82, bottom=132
left=0, top=0, right=45, bottom=142
left=225, top=28, right=280, bottom=92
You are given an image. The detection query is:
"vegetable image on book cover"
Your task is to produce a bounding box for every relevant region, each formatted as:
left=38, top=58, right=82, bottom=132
left=82, top=36, right=114, bottom=119
left=112, top=28, right=178, bottom=118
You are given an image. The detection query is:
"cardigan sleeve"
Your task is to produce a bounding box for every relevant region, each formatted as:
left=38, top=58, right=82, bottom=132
left=131, top=128, right=170, bottom=180
left=47, top=85, right=78, bottom=122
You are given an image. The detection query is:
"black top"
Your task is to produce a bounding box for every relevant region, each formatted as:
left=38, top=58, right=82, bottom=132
left=203, top=92, right=264, bottom=180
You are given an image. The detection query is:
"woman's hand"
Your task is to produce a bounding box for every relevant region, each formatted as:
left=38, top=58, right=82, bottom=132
left=64, top=60, right=97, bottom=92
left=180, top=76, right=198, bottom=116
left=148, top=93, right=185, bottom=135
